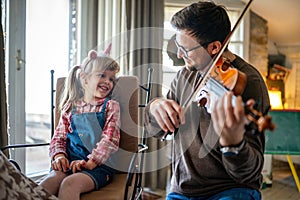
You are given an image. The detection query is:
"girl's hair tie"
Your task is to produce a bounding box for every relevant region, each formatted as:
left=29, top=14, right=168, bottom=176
left=88, top=50, right=98, bottom=59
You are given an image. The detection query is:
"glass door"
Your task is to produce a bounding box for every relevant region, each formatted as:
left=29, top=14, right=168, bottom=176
left=25, top=0, right=69, bottom=176
left=6, top=0, right=70, bottom=176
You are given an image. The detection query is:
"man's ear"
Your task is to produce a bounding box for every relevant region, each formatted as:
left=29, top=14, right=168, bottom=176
left=207, top=41, right=222, bottom=55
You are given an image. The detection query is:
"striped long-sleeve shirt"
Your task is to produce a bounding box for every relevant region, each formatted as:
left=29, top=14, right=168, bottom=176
left=49, top=98, right=120, bottom=165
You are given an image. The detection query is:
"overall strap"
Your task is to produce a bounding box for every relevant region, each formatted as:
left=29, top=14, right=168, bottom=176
left=100, top=97, right=110, bottom=113
left=99, top=97, right=110, bottom=129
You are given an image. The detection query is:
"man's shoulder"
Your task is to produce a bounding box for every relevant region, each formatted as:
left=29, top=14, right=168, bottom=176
left=232, top=55, right=261, bottom=77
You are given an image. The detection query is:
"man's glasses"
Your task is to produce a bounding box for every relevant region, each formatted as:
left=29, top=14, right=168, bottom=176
left=174, top=39, right=205, bottom=58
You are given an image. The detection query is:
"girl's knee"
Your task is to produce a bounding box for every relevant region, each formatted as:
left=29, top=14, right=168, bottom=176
left=39, top=171, right=67, bottom=195
left=60, top=176, right=76, bottom=190
left=59, top=174, right=94, bottom=195
left=40, top=171, right=66, bottom=184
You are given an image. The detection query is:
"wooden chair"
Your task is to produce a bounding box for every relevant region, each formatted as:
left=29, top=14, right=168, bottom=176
left=54, top=76, right=139, bottom=200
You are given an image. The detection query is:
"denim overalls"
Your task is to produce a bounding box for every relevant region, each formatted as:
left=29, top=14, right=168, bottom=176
left=66, top=98, right=115, bottom=190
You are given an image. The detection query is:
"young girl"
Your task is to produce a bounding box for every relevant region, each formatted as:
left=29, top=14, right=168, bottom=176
left=39, top=49, right=121, bottom=200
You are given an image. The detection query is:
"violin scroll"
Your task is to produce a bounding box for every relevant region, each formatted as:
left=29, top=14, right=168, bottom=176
left=245, top=106, right=276, bottom=134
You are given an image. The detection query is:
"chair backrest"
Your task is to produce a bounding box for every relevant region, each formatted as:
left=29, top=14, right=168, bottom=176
left=54, top=76, right=139, bottom=173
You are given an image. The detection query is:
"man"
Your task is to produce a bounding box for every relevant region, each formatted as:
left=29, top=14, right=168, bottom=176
left=145, top=1, right=270, bottom=199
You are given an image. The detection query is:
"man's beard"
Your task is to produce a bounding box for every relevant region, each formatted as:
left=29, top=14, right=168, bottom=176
left=186, top=65, right=198, bottom=71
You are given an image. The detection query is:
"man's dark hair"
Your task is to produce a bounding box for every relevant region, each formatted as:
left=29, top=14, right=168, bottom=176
left=171, top=1, right=231, bottom=47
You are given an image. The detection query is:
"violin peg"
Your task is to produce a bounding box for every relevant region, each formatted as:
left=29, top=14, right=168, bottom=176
left=258, top=115, right=276, bottom=132
left=265, top=116, right=276, bottom=131
left=245, top=113, right=275, bottom=135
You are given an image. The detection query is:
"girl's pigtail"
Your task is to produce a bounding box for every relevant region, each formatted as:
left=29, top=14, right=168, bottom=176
left=59, top=65, right=83, bottom=111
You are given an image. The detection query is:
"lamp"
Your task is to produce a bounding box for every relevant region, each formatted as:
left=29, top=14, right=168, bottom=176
left=268, top=90, right=283, bottom=109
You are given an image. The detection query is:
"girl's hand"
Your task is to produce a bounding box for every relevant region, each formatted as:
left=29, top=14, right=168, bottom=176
left=51, top=154, right=69, bottom=172
left=70, top=160, right=85, bottom=173
left=70, top=159, right=97, bottom=173
left=80, top=160, right=97, bottom=170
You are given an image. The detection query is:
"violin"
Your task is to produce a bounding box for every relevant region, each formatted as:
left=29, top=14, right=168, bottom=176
left=195, top=56, right=275, bottom=134
left=161, top=0, right=275, bottom=140
left=196, top=57, right=247, bottom=108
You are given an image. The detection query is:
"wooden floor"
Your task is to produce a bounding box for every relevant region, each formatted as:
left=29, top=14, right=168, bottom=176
left=261, top=159, right=300, bottom=200
left=261, top=181, right=300, bottom=200
left=143, top=159, right=300, bottom=200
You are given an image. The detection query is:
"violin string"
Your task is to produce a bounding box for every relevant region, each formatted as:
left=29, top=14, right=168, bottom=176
left=208, top=77, right=236, bottom=106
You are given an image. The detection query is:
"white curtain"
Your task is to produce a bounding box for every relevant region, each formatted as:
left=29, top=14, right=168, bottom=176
left=97, top=0, right=128, bottom=75
left=77, top=0, right=128, bottom=74
left=126, top=0, right=166, bottom=190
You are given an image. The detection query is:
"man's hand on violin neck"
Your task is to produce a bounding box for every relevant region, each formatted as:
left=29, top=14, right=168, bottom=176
left=150, top=99, right=185, bottom=133
left=212, top=92, right=247, bottom=146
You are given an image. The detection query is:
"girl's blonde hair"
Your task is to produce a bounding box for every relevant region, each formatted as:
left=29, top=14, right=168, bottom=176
left=59, top=50, right=120, bottom=110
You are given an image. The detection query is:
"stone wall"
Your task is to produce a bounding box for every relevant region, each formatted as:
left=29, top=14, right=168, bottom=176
left=249, top=11, right=268, bottom=77
left=278, top=50, right=300, bottom=109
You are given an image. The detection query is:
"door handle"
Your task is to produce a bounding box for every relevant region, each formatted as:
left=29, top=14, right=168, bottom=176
left=16, top=49, right=26, bottom=71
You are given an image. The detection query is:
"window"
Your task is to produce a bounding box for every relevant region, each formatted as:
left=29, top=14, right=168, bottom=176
left=162, top=6, right=183, bottom=96
left=4, top=0, right=70, bottom=177
left=25, top=0, right=70, bottom=177
left=162, top=3, right=248, bottom=96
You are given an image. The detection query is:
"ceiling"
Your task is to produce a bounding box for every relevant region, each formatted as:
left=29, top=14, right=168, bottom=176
left=247, top=0, right=300, bottom=46
left=167, top=0, right=300, bottom=46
